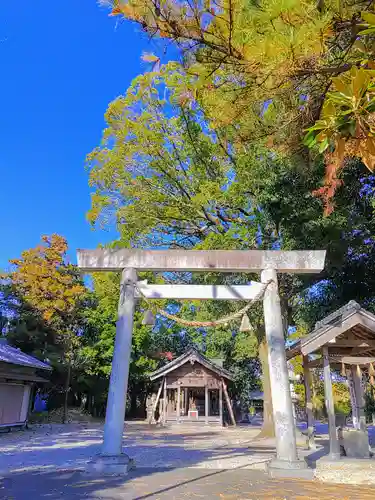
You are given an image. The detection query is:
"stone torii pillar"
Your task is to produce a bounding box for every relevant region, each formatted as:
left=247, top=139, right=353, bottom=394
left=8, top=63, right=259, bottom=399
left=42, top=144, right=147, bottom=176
left=77, top=248, right=325, bottom=476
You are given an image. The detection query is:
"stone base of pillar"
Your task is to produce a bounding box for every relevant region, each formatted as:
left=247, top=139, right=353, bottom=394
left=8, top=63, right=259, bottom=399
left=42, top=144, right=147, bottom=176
left=320, top=453, right=342, bottom=461
left=296, top=428, right=312, bottom=450
left=267, top=458, right=314, bottom=480
left=85, top=454, right=135, bottom=475
left=307, top=436, right=317, bottom=451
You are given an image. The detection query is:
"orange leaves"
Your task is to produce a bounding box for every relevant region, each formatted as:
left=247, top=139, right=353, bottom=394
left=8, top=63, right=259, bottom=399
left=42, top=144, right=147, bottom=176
left=312, top=137, right=345, bottom=215
left=358, top=137, right=375, bottom=171
left=110, top=6, right=123, bottom=16
left=109, top=2, right=142, bottom=21
left=313, top=135, right=375, bottom=215
left=141, top=52, right=161, bottom=72
left=313, top=151, right=343, bottom=216
left=141, top=52, right=159, bottom=63
left=8, top=235, right=85, bottom=326
left=305, top=66, right=375, bottom=214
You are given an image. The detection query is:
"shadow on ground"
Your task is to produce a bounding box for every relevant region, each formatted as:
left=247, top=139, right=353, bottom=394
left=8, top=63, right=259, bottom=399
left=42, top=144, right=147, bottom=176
left=2, top=466, right=375, bottom=500
left=5, top=422, right=375, bottom=499
left=0, top=423, right=272, bottom=475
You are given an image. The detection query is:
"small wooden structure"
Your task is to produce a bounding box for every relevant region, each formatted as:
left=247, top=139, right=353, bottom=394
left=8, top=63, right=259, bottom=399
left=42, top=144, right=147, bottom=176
left=0, top=340, right=51, bottom=428
left=286, top=301, right=375, bottom=458
left=149, top=348, right=235, bottom=426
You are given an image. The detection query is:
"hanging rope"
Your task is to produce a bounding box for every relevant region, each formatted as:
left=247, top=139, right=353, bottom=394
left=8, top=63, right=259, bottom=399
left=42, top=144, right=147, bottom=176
left=137, top=279, right=273, bottom=328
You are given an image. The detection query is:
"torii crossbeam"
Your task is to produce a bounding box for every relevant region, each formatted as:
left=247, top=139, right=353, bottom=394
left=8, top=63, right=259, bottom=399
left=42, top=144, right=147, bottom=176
left=78, top=248, right=326, bottom=477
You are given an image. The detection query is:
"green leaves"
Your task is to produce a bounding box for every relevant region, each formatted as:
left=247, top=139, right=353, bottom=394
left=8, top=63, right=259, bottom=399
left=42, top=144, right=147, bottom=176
left=359, top=12, right=375, bottom=35
left=303, top=66, right=375, bottom=207
left=86, top=67, right=236, bottom=248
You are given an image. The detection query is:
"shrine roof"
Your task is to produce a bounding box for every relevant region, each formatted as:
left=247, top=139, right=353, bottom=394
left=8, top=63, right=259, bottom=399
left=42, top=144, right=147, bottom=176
left=150, top=348, right=233, bottom=381
left=0, top=340, right=52, bottom=371
left=286, top=301, right=375, bottom=366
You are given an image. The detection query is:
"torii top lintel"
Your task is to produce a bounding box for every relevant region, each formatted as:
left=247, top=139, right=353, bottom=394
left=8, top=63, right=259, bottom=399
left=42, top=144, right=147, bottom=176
left=77, top=249, right=326, bottom=274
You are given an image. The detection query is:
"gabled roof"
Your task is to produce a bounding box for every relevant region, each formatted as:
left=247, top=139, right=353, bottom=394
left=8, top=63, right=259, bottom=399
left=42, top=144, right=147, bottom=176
left=150, top=348, right=233, bottom=381
left=0, top=342, right=52, bottom=371
left=286, top=301, right=375, bottom=362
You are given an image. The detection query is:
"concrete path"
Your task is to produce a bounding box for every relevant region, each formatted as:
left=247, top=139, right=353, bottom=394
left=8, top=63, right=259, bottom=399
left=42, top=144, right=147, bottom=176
left=2, top=467, right=375, bottom=499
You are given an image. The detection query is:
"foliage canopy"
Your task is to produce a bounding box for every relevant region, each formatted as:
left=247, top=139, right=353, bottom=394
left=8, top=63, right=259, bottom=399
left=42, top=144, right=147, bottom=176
left=101, top=0, right=375, bottom=212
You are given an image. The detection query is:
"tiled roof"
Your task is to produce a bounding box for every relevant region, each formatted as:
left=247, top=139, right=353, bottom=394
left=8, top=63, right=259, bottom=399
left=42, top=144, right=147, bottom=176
left=0, top=343, right=52, bottom=371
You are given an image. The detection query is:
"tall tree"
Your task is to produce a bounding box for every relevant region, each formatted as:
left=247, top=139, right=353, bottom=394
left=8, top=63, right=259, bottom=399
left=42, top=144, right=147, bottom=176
left=5, top=235, right=86, bottom=423
left=85, top=1, right=375, bottom=434
left=102, top=0, right=375, bottom=211
left=87, top=59, right=375, bottom=431
left=85, top=72, right=314, bottom=434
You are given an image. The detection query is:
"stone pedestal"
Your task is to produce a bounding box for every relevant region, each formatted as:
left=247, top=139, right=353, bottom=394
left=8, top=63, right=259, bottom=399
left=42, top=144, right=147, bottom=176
left=267, top=458, right=314, bottom=480
left=341, top=429, right=370, bottom=458
left=85, top=454, right=135, bottom=475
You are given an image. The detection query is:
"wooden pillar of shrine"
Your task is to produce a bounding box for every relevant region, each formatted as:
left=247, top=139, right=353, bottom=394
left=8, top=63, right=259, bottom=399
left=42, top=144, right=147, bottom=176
left=303, top=356, right=316, bottom=450
left=323, top=347, right=340, bottom=460
left=219, top=382, right=223, bottom=425
left=177, top=385, right=181, bottom=422
left=163, top=378, right=167, bottom=424
left=205, top=385, right=209, bottom=424
left=184, top=388, right=188, bottom=415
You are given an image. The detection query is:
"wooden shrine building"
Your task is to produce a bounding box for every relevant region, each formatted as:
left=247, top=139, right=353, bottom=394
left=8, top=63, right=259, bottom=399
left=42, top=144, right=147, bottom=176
left=0, top=339, right=51, bottom=428
left=149, top=348, right=235, bottom=426
left=286, top=301, right=375, bottom=458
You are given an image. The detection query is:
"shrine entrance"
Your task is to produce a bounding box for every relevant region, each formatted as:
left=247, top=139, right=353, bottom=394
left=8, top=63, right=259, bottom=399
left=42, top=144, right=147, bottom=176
left=78, top=248, right=326, bottom=477
left=149, top=348, right=234, bottom=426
left=165, top=388, right=218, bottom=421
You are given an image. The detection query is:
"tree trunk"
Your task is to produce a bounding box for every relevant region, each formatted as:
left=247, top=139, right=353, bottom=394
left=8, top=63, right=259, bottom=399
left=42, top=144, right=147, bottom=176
left=257, top=340, right=275, bottom=438
left=130, top=389, right=138, bottom=417
left=140, top=392, right=147, bottom=419
left=62, top=362, right=71, bottom=424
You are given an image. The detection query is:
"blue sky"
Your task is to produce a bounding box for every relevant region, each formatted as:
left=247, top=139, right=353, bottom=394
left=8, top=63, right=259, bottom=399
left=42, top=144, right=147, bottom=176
left=0, top=2, right=152, bottom=269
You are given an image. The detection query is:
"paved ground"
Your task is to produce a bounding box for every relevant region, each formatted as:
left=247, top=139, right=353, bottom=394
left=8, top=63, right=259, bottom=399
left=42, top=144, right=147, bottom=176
left=2, top=467, right=375, bottom=499
left=1, top=421, right=373, bottom=475
left=0, top=422, right=269, bottom=474
left=2, top=422, right=375, bottom=499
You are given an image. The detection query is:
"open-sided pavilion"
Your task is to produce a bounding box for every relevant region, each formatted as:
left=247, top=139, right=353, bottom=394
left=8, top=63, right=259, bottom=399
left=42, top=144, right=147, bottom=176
left=287, top=300, right=375, bottom=459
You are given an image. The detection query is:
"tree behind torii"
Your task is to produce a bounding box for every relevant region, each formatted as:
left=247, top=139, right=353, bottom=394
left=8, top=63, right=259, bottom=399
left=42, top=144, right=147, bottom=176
left=6, top=234, right=86, bottom=423
left=101, top=0, right=375, bottom=213
left=86, top=71, right=333, bottom=435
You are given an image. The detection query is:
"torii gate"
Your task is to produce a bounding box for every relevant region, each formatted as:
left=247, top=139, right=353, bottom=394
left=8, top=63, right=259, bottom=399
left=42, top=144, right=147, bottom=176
left=78, top=248, right=326, bottom=476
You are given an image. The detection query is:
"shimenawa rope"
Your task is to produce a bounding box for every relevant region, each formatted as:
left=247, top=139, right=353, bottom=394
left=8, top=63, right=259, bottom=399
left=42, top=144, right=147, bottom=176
left=136, top=279, right=273, bottom=327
